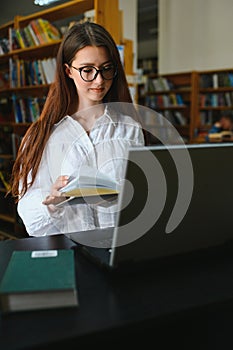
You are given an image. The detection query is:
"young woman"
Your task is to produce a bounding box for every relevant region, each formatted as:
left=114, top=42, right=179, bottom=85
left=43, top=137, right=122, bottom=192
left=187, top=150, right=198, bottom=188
left=10, top=22, right=145, bottom=237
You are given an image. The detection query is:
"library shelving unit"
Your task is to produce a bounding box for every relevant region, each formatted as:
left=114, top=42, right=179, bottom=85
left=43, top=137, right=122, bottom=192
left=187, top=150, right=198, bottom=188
left=0, top=0, right=133, bottom=239
left=195, top=68, right=233, bottom=141
left=142, top=71, right=199, bottom=144
left=139, top=68, right=233, bottom=144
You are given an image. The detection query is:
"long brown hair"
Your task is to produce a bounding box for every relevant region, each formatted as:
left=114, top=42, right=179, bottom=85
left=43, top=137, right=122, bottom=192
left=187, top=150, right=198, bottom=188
left=10, top=22, right=133, bottom=201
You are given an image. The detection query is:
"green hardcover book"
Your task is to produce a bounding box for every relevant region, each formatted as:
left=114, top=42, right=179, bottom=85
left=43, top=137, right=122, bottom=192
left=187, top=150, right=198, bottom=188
left=0, top=249, right=78, bottom=313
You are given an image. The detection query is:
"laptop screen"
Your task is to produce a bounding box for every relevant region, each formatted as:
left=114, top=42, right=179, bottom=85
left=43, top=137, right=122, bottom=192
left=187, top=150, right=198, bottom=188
left=109, top=143, right=233, bottom=267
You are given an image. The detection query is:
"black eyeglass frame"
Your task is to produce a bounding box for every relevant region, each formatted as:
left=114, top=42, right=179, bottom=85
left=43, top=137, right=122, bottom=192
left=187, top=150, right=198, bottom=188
left=71, top=64, right=117, bottom=82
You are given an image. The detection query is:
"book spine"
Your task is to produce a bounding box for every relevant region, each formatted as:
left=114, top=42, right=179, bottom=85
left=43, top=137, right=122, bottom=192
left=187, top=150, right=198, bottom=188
left=9, top=58, right=17, bottom=88
left=37, top=59, right=47, bottom=84
left=37, top=18, right=52, bottom=43
left=31, top=20, right=46, bottom=45
left=27, top=24, right=40, bottom=46
left=15, top=29, right=26, bottom=49
left=12, top=94, right=23, bottom=123
left=23, top=26, right=36, bottom=47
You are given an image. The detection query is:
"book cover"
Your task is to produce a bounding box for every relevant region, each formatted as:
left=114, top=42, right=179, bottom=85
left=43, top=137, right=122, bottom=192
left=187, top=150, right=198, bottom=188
left=0, top=249, right=78, bottom=312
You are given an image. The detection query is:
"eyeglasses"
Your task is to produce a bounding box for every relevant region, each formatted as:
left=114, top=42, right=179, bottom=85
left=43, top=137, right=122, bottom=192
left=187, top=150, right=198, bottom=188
left=71, top=64, right=117, bottom=82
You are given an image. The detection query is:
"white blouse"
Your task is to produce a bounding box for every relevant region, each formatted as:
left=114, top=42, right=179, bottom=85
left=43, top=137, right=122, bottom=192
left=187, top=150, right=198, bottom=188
left=18, top=107, right=145, bottom=236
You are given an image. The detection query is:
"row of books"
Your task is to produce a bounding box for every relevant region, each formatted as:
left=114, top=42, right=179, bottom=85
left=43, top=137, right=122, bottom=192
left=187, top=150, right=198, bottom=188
left=146, top=77, right=174, bottom=92
left=143, top=106, right=187, bottom=127
left=0, top=11, right=94, bottom=55
left=199, top=111, right=215, bottom=126
left=145, top=94, right=184, bottom=109
left=199, top=92, right=233, bottom=108
left=12, top=94, right=46, bottom=123
left=9, top=18, right=61, bottom=51
left=146, top=72, right=233, bottom=93
left=199, top=72, right=233, bottom=89
left=9, top=57, right=56, bottom=88
left=138, top=57, right=157, bottom=74
left=163, top=110, right=187, bottom=126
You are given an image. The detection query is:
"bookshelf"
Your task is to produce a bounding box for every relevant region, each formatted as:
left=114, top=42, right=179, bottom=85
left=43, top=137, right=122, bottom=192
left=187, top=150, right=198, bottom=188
left=0, top=0, right=133, bottom=238
left=195, top=68, right=233, bottom=141
left=141, top=71, right=199, bottom=144
left=138, top=68, right=233, bottom=144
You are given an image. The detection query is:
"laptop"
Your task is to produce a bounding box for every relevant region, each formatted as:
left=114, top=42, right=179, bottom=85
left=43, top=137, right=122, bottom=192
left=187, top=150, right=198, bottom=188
left=66, top=143, right=233, bottom=269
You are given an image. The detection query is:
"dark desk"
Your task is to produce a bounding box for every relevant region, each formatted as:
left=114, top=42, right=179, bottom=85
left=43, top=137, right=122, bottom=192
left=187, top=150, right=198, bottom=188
left=1, top=235, right=233, bottom=350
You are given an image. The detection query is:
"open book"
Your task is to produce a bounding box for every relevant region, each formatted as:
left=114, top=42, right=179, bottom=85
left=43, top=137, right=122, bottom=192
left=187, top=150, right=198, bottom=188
left=208, top=130, right=233, bottom=142
left=57, top=166, right=119, bottom=206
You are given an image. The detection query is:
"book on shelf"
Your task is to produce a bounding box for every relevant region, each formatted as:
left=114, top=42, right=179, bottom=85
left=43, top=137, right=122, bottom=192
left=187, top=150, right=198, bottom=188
left=150, top=77, right=171, bottom=92
left=37, top=18, right=61, bottom=42
left=29, top=20, right=46, bottom=45
left=176, top=94, right=184, bottom=105
left=169, top=93, right=178, bottom=105
left=11, top=94, right=45, bottom=123
left=212, top=73, right=218, bottom=89
left=23, top=26, right=36, bottom=47
left=26, top=24, right=41, bottom=46
left=8, top=18, right=62, bottom=50
left=199, top=92, right=233, bottom=108
left=12, top=94, right=23, bottom=123
left=30, top=19, right=60, bottom=45
left=0, top=249, right=78, bottom=313
left=200, top=74, right=213, bottom=88
left=9, top=57, right=56, bottom=87
left=200, top=72, right=233, bottom=89
left=173, top=111, right=186, bottom=125
left=40, top=57, right=56, bottom=84
left=0, top=37, right=9, bottom=55
left=15, top=28, right=30, bottom=49
left=57, top=166, right=119, bottom=207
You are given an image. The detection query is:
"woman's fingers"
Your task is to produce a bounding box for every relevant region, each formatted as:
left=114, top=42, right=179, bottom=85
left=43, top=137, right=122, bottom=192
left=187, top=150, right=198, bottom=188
left=43, top=175, right=69, bottom=206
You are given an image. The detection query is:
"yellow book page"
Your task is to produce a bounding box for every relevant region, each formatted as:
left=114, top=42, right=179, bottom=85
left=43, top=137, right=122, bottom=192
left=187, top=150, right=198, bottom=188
left=64, top=187, right=119, bottom=197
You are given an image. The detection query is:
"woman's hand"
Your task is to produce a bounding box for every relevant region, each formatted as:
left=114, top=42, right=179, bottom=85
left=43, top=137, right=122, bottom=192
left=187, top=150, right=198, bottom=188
left=42, top=175, right=69, bottom=206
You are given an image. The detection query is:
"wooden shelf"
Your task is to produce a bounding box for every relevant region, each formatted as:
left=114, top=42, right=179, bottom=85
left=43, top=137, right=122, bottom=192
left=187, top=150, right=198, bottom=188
left=0, top=230, right=17, bottom=240
left=197, top=68, right=233, bottom=138
left=17, top=0, right=94, bottom=27
left=0, top=213, right=15, bottom=223
left=0, top=154, right=13, bottom=159
left=138, top=68, right=233, bottom=143
left=141, top=71, right=198, bottom=143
